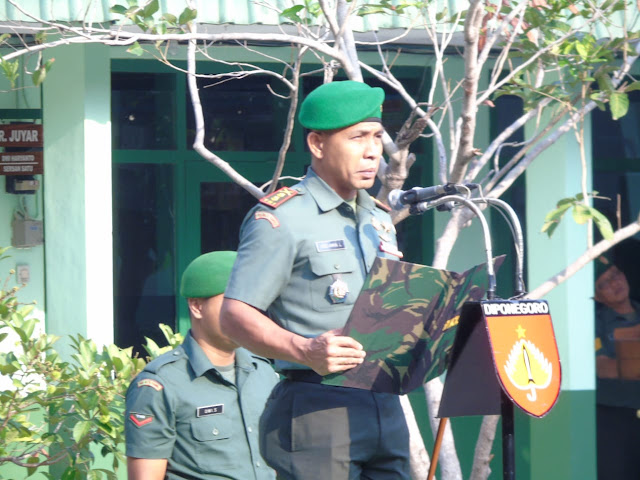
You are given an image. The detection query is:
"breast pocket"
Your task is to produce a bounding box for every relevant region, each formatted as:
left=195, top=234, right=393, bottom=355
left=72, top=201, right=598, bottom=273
left=308, top=250, right=360, bottom=312
left=190, top=415, right=236, bottom=471
left=191, top=414, right=232, bottom=442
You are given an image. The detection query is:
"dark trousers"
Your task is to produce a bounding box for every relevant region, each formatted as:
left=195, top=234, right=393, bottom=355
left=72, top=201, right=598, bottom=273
left=597, top=404, right=640, bottom=480
left=259, top=380, right=410, bottom=480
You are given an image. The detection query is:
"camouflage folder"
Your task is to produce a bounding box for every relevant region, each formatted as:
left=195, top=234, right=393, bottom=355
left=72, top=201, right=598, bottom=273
left=321, top=255, right=505, bottom=395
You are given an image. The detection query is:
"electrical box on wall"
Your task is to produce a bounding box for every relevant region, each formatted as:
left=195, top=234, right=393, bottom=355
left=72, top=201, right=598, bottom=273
left=5, top=175, right=40, bottom=195
left=12, top=218, right=43, bottom=248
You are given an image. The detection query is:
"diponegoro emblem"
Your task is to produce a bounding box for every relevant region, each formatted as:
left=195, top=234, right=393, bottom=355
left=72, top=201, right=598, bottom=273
left=504, top=333, right=553, bottom=402
left=483, top=300, right=561, bottom=418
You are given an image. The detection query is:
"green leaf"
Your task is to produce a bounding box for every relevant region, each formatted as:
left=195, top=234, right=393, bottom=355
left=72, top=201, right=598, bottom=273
left=110, top=5, right=128, bottom=15
left=541, top=202, right=573, bottom=237
left=589, top=207, right=615, bottom=240
left=142, top=0, right=159, bottom=17
left=541, top=220, right=560, bottom=238
left=280, top=5, right=305, bottom=22
left=126, top=42, right=145, bottom=57
left=624, top=81, right=640, bottom=93
left=73, top=420, right=93, bottom=444
left=161, top=13, right=177, bottom=25
left=571, top=203, right=591, bottom=224
left=595, top=72, right=614, bottom=93
left=178, top=7, right=197, bottom=25
left=610, top=92, right=629, bottom=120
left=0, top=59, right=20, bottom=88
left=575, top=42, right=589, bottom=60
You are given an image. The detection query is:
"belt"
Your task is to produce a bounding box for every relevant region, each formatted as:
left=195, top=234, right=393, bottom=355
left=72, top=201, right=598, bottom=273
left=283, top=370, right=323, bottom=384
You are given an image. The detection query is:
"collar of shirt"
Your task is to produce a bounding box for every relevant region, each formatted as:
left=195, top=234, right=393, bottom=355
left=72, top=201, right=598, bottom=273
left=302, top=167, right=375, bottom=213
left=182, top=331, right=255, bottom=378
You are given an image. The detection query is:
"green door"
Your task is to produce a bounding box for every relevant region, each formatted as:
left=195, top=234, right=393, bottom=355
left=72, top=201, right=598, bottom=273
left=110, top=59, right=429, bottom=354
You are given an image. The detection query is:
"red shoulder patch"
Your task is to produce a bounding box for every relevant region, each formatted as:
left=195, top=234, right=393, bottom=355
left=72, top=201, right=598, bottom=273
left=137, top=378, right=164, bottom=391
left=259, top=187, right=298, bottom=209
left=255, top=211, right=280, bottom=228
left=372, top=196, right=391, bottom=212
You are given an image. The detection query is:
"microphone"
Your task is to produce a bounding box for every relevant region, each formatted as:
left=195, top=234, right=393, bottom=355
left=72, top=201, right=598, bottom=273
left=388, top=183, right=479, bottom=210
left=388, top=183, right=469, bottom=210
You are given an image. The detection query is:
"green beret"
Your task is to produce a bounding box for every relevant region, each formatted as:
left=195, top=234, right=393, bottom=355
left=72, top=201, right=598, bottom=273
left=299, top=81, right=385, bottom=130
left=180, top=251, right=237, bottom=298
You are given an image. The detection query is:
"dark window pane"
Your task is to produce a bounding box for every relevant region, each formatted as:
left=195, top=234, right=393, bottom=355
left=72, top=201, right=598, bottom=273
left=200, top=182, right=258, bottom=253
left=113, top=164, right=176, bottom=355
left=187, top=77, right=291, bottom=152
left=112, top=73, right=176, bottom=150
left=302, top=76, right=426, bottom=153
left=592, top=90, right=640, bottom=161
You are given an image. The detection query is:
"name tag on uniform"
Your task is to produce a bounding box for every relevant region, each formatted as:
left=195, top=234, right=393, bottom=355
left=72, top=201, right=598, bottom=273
left=197, top=404, right=224, bottom=417
left=316, top=239, right=346, bottom=252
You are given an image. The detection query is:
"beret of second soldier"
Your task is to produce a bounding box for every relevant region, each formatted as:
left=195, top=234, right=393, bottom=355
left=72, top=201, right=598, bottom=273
left=298, top=80, right=385, bottom=131
left=180, top=251, right=237, bottom=298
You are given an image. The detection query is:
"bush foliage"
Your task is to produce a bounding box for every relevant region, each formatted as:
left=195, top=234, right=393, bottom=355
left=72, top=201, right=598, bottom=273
left=0, top=248, right=182, bottom=479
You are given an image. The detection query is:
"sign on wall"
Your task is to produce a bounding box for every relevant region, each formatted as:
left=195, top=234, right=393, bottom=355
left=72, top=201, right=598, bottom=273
left=0, top=151, right=44, bottom=175
left=0, top=125, right=43, bottom=148
left=0, top=124, right=44, bottom=176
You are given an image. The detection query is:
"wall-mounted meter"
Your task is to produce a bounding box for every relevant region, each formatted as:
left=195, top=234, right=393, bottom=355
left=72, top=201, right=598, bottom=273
left=6, top=175, right=40, bottom=195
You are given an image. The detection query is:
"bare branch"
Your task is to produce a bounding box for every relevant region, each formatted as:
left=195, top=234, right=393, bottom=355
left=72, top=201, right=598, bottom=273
left=526, top=214, right=640, bottom=300
left=186, top=21, right=264, bottom=199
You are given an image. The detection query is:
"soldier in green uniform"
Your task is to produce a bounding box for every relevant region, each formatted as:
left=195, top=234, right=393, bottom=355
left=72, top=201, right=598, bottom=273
left=594, top=263, right=640, bottom=480
left=220, top=81, right=410, bottom=480
left=125, top=251, right=279, bottom=480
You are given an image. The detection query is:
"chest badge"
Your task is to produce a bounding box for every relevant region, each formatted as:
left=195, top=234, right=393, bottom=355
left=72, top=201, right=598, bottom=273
left=329, top=277, right=349, bottom=304
left=197, top=404, right=224, bottom=417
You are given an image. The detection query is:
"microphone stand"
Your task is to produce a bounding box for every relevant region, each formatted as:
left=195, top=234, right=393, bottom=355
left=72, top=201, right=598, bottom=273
left=407, top=190, right=525, bottom=480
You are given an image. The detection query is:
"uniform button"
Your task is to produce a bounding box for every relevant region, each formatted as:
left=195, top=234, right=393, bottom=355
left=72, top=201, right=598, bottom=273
left=212, top=428, right=219, bottom=435
left=247, top=426, right=253, bottom=433
left=173, top=351, right=180, bottom=356
left=256, top=462, right=261, bottom=467
left=334, top=264, right=340, bottom=270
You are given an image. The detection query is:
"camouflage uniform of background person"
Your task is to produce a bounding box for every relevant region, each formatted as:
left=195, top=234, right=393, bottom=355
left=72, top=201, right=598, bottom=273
left=594, top=263, right=640, bottom=480
left=220, top=81, right=411, bottom=480
left=125, top=251, right=279, bottom=480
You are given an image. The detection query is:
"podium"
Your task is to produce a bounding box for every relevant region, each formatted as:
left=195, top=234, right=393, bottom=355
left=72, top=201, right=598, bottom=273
left=390, top=186, right=563, bottom=480
left=439, top=300, right=561, bottom=419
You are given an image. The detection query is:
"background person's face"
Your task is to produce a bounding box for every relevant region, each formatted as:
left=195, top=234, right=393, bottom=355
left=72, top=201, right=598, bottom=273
left=595, top=266, right=630, bottom=306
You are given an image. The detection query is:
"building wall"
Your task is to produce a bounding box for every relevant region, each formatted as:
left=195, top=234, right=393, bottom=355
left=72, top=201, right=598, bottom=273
left=41, top=43, right=114, bottom=354
left=0, top=39, right=602, bottom=480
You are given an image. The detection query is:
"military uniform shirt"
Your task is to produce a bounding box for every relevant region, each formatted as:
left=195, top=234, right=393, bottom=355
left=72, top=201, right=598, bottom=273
left=125, top=331, right=279, bottom=480
left=595, top=300, right=640, bottom=409
left=225, top=168, right=402, bottom=371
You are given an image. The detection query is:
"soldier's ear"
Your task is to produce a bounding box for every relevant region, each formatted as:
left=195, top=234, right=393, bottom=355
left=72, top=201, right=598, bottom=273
left=187, top=298, right=204, bottom=319
left=307, top=131, right=324, bottom=159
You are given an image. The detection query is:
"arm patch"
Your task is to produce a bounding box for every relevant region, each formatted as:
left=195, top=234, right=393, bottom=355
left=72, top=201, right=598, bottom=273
left=259, top=187, right=299, bottom=209
left=137, top=378, right=164, bottom=391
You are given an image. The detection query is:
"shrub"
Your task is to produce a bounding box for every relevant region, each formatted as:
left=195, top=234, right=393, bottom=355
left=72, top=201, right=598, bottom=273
left=0, top=247, right=149, bottom=479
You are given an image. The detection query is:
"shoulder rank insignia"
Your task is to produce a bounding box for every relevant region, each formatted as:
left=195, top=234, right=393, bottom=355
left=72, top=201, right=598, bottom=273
left=259, top=187, right=298, bottom=209
left=255, top=211, right=280, bottom=228
left=371, top=196, right=392, bottom=212
left=129, top=413, right=154, bottom=428
left=137, top=378, right=164, bottom=391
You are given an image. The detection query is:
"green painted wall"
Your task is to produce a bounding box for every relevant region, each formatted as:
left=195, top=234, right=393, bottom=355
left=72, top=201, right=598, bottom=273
left=524, top=115, right=597, bottom=479
left=42, top=43, right=114, bottom=352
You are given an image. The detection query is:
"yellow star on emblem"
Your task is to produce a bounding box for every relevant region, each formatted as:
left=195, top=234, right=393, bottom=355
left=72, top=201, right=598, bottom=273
left=516, top=324, right=526, bottom=338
